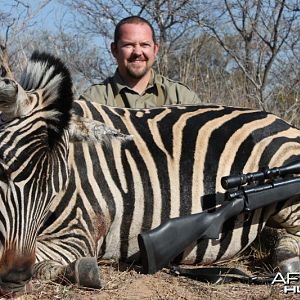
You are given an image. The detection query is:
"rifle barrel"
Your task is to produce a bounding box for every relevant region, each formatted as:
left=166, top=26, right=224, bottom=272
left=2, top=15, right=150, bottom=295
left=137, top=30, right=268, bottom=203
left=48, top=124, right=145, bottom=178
left=226, top=176, right=300, bottom=211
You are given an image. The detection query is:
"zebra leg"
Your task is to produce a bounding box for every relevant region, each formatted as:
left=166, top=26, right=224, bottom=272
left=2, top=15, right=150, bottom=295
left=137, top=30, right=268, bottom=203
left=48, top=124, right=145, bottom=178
left=33, top=260, right=65, bottom=281
left=274, top=233, right=300, bottom=273
left=270, top=197, right=300, bottom=273
left=33, top=257, right=101, bottom=289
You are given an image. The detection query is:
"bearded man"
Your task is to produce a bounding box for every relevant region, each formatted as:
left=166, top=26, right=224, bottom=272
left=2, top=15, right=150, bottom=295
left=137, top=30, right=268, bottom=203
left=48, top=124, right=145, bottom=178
left=79, top=16, right=200, bottom=108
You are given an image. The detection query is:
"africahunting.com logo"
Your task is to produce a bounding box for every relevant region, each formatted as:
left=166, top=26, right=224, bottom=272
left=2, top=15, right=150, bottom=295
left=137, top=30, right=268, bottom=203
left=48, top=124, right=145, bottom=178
left=271, top=272, right=300, bottom=294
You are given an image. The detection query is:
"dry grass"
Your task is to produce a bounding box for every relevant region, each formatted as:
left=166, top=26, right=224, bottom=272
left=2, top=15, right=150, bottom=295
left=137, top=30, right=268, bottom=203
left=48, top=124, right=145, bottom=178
left=13, top=264, right=294, bottom=300
left=7, top=229, right=298, bottom=300
left=12, top=256, right=296, bottom=300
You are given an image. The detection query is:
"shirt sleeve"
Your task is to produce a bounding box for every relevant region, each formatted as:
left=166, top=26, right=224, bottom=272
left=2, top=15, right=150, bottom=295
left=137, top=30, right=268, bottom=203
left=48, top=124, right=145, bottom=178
left=79, top=85, right=107, bottom=104
left=174, top=83, right=200, bottom=105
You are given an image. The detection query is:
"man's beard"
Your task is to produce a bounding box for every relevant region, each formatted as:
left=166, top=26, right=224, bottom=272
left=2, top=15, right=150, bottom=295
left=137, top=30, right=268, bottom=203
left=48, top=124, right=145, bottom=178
left=126, top=63, right=149, bottom=79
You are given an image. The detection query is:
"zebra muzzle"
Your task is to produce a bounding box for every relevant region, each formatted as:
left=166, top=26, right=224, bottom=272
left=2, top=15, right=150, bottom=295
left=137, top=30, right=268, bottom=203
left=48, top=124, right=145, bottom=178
left=0, top=255, right=34, bottom=297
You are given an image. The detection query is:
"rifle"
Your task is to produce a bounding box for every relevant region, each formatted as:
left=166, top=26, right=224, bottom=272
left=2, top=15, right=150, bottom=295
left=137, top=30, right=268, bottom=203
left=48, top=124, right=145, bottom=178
left=138, top=160, right=300, bottom=275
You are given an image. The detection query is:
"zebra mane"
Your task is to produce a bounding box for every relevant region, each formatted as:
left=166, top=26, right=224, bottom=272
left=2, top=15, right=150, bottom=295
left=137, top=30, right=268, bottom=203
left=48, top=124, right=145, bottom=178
left=20, top=51, right=73, bottom=133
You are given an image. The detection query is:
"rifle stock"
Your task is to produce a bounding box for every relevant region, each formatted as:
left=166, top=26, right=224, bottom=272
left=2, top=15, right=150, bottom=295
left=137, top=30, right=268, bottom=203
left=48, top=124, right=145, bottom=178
left=138, top=197, right=244, bottom=274
left=138, top=172, right=300, bottom=275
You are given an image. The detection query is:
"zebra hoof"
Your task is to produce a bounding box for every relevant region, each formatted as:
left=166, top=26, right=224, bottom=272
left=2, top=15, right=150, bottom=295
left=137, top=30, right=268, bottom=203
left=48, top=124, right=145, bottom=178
left=278, top=256, right=300, bottom=274
left=273, top=233, right=300, bottom=275
left=64, top=257, right=101, bottom=289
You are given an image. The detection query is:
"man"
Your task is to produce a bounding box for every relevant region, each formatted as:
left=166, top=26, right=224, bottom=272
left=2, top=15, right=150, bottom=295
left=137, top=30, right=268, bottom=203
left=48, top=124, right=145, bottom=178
left=79, top=16, right=200, bottom=108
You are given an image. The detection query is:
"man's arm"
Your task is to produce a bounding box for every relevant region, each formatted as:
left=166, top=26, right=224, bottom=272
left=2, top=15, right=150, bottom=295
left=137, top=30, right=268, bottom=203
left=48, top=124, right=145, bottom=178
left=175, top=82, right=200, bottom=105
left=79, top=84, right=108, bottom=104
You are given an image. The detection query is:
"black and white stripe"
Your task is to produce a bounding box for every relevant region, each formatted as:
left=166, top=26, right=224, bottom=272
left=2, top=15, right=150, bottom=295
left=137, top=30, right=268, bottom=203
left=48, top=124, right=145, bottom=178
left=37, top=100, right=300, bottom=268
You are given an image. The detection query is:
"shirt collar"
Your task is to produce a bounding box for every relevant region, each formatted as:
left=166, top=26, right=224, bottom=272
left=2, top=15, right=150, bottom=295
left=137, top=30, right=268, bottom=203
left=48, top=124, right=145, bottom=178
left=112, top=69, right=158, bottom=95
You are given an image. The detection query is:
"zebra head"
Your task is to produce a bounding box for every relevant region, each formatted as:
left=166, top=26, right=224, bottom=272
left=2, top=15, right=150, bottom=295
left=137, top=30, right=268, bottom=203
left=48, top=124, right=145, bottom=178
left=0, top=52, right=73, bottom=295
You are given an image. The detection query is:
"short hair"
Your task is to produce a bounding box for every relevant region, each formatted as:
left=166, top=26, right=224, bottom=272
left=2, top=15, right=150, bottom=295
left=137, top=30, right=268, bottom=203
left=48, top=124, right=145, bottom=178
left=114, top=16, right=157, bottom=44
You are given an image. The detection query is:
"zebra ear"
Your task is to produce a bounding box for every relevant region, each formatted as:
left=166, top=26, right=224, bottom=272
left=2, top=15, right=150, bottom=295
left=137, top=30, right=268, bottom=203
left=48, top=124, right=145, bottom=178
left=69, top=114, right=133, bottom=143
left=0, top=77, right=31, bottom=120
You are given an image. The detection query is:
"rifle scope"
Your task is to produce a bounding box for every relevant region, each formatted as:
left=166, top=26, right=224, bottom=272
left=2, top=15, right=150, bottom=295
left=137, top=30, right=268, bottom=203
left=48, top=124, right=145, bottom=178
left=221, top=160, right=300, bottom=190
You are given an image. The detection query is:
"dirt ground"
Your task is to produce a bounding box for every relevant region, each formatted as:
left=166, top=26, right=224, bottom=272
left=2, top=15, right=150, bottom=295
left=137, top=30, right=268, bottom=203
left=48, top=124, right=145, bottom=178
left=7, top=230, right=299, bottom=300
left=12, top=261, right=297, bottom=300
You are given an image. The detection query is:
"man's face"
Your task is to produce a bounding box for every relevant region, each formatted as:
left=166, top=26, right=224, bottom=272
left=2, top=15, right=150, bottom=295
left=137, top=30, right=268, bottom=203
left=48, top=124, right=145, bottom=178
left=111, top=23, right=159, bottom=80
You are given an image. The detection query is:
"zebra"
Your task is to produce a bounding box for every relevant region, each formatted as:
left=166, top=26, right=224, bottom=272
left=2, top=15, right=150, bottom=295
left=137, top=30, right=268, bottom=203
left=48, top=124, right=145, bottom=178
left=0, top=52, right=128, bottom=296
left=0, top=52, right=300, bottom=295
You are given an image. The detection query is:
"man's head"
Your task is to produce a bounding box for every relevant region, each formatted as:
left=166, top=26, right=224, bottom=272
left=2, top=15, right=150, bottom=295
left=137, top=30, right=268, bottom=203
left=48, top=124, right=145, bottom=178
left=111, top=16, right=159, bottom=83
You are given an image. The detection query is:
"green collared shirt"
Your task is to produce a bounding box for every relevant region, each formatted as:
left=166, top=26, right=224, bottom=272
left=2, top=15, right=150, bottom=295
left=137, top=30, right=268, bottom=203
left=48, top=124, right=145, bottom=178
left=79, top=69, right=200, bottom=108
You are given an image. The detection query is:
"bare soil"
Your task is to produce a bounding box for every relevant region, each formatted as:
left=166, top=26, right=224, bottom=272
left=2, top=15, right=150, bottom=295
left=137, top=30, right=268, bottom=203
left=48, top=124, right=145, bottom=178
left=12, top=262, right=296, bottom=300
left=8, top=229, right=299, bottom=300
